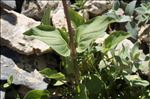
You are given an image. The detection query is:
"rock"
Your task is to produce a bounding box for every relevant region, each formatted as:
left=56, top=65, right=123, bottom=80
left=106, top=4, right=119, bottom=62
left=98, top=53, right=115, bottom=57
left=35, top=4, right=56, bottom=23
left=138, top=24, right=150, bottom=54
left=22, top=1, right=71, bottom=30
left=0, top=8, right=50, bottom=55
left=21, top=0, right=59, bottom=20
left=83, top=0, right=114, bottom=18
left=0, top=91, right=5, bottom=99
left=0, top=46, right=58, bottom=72
left=51, top=1, right=71, bottom=30
left=0, top=55, right=48, bottom=90
left=52, top=2, right=67, bottom=30
left=139, top=24, right=150, bottom=46
left=0, top=0, right=16, bottom=9
left=0, top=0, right=25, bottom=13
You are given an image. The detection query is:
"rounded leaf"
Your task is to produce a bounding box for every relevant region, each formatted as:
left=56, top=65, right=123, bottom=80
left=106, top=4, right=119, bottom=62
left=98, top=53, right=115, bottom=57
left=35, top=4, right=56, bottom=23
left=24, top=90, right=50, bottom=99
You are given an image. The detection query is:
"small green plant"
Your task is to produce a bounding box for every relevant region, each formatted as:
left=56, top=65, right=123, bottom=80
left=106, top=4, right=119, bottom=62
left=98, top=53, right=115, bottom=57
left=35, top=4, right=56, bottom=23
left=72, top=0, right=86, bottom=10
left=23, top=0, right=150, bottom=98
left=135, top=2, right=150, bottom=24
left=3, top=75, right=13, bottom=88
left=24, top=0, right=115, bottom=87
left=106, top=0, right=150, bottom=40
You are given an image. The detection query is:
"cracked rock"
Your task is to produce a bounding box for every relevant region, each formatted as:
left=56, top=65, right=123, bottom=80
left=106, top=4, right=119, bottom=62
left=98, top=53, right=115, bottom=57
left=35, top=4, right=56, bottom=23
left=0, top=55, right=48, bottom=90
left=21, top=0, right=59, bottom=20
left=84, top=0, right=114, bottom=18
left=0, top=9, right=50, bottom=55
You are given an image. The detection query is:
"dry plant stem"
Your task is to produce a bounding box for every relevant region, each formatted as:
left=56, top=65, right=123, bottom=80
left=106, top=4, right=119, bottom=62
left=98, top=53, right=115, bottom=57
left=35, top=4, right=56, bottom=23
left=62, top=0, right=79, bottom=85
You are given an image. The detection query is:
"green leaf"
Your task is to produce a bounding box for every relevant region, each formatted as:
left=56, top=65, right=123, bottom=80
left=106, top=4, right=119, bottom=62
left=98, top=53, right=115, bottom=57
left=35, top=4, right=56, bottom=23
left=63, top=56, right=75, bottom=75
left=103, top=31, right=130, bottom=52
left=41, top=7, right=51, bottom=25
left=40, top=68, right=57, bottom=76
left=24, top=25, right=70, bottom=57
left=3, top=83, right=10, bottom=88
left=118, top=15, right=131, bottom=22
left=112, top=0, right=120, bottom=10
left=53, top=81, right=65, bottom=86
left=47, top=73, right=65, bottom=80
left=124, top=75, right=149, bottom=87
left=135, top=7, right=145, bottom=14
left=37, top=25, right=55, bottom=31
left=125, top=22, right=138, bottom=39
left=69, top=8, right=85, bottom=27
left=40, top=68, right=65, bottom=80
left=24, top=90, right=50, bottom=99
left=84, top=74, right=104, bottom=99
left=125, top=1, right=136, bottom=16
left=132, top=80, right=150, bottom=87
left=130, top=42, right=140, bottom=60
left=3, top=75, right=13, bottom=88
left=7, top=75, right=13, bottom=85
left=58, top=29, right=69, bottom=43
left=76, top=16, right=115, bottom=53
left=73, top=84, right=89, bottom=99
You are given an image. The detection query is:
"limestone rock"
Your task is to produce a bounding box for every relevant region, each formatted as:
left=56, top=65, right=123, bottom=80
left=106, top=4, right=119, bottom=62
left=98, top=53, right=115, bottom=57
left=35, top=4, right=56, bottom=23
left=0, top=91, right=5, bottom=99
left=21, top=0, right=59, bottom=20
left=84, top=0, right=114, bottom=18
left=0, top=0, right=16, bottom=9
left=139, top=24, right=150, bottom=46
left=0, top=46, right=58, bottom=72
left=52, top=1, right=77, bottom=30
left=22, top=1, right=70, bottom=30
left=0, top=55, right=48, bottom=90
left=51, top=2, right=68, bottom=30
left=52, top=9, right=67, bottom=30
left=0, top=9, right=50, bottom=55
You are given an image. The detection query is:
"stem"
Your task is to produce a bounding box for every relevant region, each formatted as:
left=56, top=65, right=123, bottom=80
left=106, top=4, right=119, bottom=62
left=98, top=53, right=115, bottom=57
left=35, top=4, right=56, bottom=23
left=62, top=0, right=79, bottom=85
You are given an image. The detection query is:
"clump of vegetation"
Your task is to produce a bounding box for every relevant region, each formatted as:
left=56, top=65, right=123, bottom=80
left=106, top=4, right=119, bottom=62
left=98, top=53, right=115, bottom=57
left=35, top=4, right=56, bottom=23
left=2, top=0, right=149, bottom=99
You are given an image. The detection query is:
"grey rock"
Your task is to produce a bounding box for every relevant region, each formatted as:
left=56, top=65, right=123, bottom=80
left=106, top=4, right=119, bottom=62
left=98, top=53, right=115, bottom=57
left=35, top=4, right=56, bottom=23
left=139, top=24, right=150, bottom=46
left=0, top=55, right=48, bottom=90
left=0, top=47, right=58, bottom=72
left=0, top=9, right=50, bottom=55
left=0, top=91, right=5, bottom=99
left=84, top=0, right=114, bottom=18
left=21, top=0, right=59, bottom=20
left=51, top=1, right=72, bottom=30
left=1, top=0, right=16, bottom=9
left=52, top=2, right=67, bottom=30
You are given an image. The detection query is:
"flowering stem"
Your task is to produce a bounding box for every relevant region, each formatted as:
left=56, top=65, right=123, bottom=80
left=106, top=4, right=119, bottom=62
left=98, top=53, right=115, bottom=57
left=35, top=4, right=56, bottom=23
left=62, top=0, right=79, bottom=86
